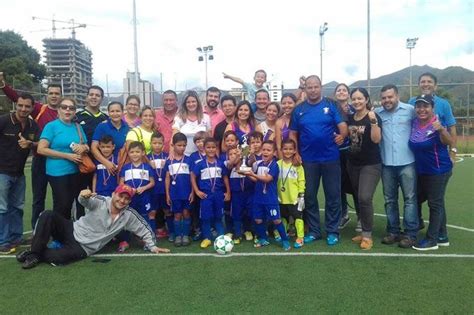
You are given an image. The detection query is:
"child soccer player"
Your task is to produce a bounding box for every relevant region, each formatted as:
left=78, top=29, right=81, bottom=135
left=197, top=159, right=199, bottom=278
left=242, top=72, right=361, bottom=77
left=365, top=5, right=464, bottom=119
left=247, top=130, right=264, bottom=167
left=165, top=133, right=194, bottom=247
left=147, top=132, right=173, bottom=241
left=189, top=131, right=208, bottom=166
left=243, top=140, right=290, bottom=250
left=227, top=145, right=255, bottom=243
left=277, top=139, right=306, bottom=248
left=92, top=135, right=118, bottom=197
left=219, top=130, right=239, bottom=162
left=119, top=141, right=155, bottom=251
left=191, top=137, right=231, bottom=248
left=223, top=70, right=267, bottom=108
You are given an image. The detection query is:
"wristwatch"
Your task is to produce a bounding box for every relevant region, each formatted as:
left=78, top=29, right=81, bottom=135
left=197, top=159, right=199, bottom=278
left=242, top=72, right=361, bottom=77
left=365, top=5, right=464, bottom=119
left=450, top=148, right=458, bottom=154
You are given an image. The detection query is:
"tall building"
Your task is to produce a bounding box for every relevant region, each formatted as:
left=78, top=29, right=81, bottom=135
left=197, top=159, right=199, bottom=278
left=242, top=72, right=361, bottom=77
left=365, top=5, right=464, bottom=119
left=267, top=78, right=283, bottom=102
left=43, top=38, right=93, bottom=106
left=123, top=71, right=155, bottom=107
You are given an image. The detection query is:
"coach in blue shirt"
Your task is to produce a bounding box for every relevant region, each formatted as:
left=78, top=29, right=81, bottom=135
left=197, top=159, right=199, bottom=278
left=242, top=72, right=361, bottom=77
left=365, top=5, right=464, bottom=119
left=289, top=75, right=348, bottom=245
left=376, top=84, right=419, bottom=248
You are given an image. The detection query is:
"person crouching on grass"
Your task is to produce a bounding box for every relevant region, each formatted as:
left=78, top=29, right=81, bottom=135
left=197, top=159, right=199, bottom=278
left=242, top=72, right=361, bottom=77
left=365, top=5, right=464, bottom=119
left=191, top=137, right=231, bottom=249
left=17, top=185, right=170, bottom=269
left=242, top=140, right=290, bottom=250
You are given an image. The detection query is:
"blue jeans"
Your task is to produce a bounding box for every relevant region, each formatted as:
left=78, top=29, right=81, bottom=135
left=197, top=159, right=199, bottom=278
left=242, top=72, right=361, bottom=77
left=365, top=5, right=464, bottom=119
left=417, top=171, right=452, bottom=241
left=302, top=161, right=341, bottom=238
left=381, top=164, right=419, bottom=238
left=0, top=174, right=26, bottom=246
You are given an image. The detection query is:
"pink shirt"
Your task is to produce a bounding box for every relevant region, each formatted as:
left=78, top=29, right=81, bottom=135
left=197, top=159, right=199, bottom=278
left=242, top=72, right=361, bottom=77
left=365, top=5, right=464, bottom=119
left=203, top=106, right=225, bottom=136
left=154, top=108, right=176, bottom=153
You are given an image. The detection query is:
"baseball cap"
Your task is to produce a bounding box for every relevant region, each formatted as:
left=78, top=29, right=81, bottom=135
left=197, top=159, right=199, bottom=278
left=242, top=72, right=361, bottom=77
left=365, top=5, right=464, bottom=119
left=415, top=94, right=434, bottom=106
left=114, top=184, right=135, bottom=198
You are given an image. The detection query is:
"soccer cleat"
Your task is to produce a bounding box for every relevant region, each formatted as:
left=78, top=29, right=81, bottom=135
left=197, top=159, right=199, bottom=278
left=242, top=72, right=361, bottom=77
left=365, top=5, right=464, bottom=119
left=192, top=231, right=202, bottom=241
left=155, top=229, right=168, bottom=239
left=22, top=254, right=40, bottom=269
left=282, top=240, right=291, bottom=251
left=352, top=235, right=363, bottom=243
left=412, top=239, right=438, bottom=251
left=254, top=239, right=270, bottom=248
left=355, top=220, right=362, bottom=232
left=294, top=238, right=304, bottom=249
left=182, top=236, right=191, bottom=246
left=304, top=235, right=319, bottom=244
left=381, top=234, right=401, bottom=245
left=437, top=237, right=450, bottom=247
left=326, top=234, right=339, bottom=246
left=398, top=237, right=416, bottom=249
left=174, top=236, right=183, bottom=247
left=117, top=241, right=130, bottom=253
left=338, top=216, right=351, bottom=230
left=233, top=237, right=241, bottom=245
left=244, top=231, right=253, bottom=241
left=360, top=237, right=373, bottom=250
left=200, top=239, right=212, bottom=249
left=0, top=245, right=16, bottom=255
left=16, top=250, right=32, bottom=263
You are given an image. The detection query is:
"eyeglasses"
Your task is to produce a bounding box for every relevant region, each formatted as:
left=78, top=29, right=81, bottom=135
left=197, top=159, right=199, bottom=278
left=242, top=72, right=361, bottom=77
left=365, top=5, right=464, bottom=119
left=59, top=104, right=76, bottom=111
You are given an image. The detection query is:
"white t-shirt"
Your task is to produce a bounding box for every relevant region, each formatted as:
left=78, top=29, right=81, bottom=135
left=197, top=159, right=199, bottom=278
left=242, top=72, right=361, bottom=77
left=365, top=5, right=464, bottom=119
left=172, top=114, right=211, bottom=155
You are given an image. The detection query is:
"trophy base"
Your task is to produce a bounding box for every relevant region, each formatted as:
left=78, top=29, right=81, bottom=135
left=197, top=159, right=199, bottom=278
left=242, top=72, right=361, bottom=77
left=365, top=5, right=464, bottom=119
left=239, top=166, right=251, bottom=173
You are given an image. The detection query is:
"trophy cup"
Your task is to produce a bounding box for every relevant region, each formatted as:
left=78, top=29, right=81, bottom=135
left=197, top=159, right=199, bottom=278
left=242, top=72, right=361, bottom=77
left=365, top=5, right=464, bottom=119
left=239, top=143, right=252, bottom=173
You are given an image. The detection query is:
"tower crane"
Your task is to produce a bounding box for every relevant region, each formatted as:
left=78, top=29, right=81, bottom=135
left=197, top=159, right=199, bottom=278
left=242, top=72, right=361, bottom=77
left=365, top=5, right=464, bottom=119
left=31, top=16, right=86, bottom=39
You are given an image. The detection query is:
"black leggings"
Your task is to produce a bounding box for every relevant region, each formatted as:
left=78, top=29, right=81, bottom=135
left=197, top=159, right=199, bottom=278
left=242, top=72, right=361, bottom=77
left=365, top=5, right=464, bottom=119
left=48, top=173, right=80, bottom=220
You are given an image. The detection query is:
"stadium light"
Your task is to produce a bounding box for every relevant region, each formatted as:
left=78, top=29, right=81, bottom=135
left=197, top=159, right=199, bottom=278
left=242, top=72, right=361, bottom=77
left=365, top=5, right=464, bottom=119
left=406, top=37, right=419, bottom=98
left=197, top=45, right=214, bottom=89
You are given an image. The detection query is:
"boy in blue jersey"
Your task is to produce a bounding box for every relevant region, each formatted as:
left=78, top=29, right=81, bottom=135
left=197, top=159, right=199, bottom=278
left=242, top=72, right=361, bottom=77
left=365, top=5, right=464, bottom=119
left=219, top=130, right=239, bottom=162
left=119, top=141, right=155, bottom=252
left=92, top=135, right=118, bottom=197
left=191, top=137, right=231, bottom=249
left=147, top=132, right=173, bottom=241
left=165, top=133, right=194, bottom=247
left=242, top=140, right=290, bottom=250
left=227, top=145, right=255, bottom=244
left=247, top=131, right=264, bottom=167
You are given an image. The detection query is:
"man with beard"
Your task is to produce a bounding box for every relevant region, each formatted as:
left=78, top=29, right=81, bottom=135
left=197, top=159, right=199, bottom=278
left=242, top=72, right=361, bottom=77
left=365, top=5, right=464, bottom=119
left=203, top=86, right=225, bottom=136
left=1, top=73, right=61, bottom=229
left=155, top=90, right=178, bottom=153
left=0, top=93, right=39, bottom=254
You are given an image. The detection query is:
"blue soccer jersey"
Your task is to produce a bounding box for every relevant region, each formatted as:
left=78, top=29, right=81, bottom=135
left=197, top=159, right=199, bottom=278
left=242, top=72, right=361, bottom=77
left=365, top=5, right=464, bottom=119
left=189, top=151, right=206, bottom=167
left=165, top=156, right=192, bottom=200
left=193, top=158, right=228, bottom=193
left=148, top=152, right=168, bottom=195
left=120, top=162, right=154, bottom=190
left=94, top=153, right=119, bottom=196
left=229, top=167, right=255, bottom=193
left=254, top=159, right=279, bottom=205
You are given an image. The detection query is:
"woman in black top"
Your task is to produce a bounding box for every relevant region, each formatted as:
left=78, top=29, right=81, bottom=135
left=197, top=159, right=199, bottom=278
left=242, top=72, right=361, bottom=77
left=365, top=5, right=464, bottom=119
left=347, top=87, right=382, bottom=250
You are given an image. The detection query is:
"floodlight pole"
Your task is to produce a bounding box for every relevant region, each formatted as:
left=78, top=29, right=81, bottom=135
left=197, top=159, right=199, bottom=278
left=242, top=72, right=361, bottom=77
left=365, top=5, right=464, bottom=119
left=319, top=22, right=328, bottom=83
left=197, top=45, right=214, bottom=89
left=406, top=37, right=419, bottom=98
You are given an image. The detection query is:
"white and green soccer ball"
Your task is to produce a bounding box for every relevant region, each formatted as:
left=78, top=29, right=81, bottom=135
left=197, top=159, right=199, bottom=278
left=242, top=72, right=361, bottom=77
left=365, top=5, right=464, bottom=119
left=213, top=235, right=234, bottom=255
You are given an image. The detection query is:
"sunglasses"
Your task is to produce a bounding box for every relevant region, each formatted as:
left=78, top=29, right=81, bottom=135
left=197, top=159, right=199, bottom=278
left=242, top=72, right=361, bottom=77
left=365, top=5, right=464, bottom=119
left=59, top=104, right=76, bottom=111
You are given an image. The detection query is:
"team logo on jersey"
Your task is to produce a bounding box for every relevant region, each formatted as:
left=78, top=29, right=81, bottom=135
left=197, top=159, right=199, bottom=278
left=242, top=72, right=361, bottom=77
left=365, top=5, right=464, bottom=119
left=323, top=107, right=329, bottom=114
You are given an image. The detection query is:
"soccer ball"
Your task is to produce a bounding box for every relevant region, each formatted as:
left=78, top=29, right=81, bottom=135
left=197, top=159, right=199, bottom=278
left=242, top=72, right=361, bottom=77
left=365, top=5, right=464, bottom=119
left=213, top=235, right=234, bottom=255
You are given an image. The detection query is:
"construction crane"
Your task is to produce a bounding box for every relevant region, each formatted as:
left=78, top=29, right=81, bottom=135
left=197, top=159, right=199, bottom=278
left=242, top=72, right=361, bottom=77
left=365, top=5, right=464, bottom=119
left=31, top=16, right=86, bottom=39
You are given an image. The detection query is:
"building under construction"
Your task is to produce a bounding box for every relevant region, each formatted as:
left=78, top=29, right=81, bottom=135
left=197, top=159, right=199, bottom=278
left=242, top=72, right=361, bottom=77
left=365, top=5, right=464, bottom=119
left=43, top=38, right=92, bottom=106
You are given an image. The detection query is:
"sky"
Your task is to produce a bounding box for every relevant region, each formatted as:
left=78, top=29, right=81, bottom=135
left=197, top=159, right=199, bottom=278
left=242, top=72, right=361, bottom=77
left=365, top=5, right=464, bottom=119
left=1, top=0, right=472, bottom=94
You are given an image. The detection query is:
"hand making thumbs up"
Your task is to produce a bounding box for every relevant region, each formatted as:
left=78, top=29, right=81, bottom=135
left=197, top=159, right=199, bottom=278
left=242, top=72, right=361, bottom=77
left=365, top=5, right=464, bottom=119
left=18, top=132, right=32, bottom=149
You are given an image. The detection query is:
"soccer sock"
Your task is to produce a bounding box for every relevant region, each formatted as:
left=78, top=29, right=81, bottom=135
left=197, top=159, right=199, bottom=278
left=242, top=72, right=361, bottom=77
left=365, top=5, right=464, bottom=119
left=255, top=222, right=267, bottom=240
left=295, top=218, right=305, bottom=239
left=202, top=219, right=212, bottom=240
left=233, top=219, right=242, bottom=238
left=174, top=219, right=182, bottom=237
left=147, top=217, right=156, bottom=232
left=182, top=218, right=192, bottom=237
left=214, top=217, right=224, bottom=236
left=281, top=218, right=288, bottom=232
left=275, top=222, right=289, bottom=241
left=166, top=216, right=175, bottom=234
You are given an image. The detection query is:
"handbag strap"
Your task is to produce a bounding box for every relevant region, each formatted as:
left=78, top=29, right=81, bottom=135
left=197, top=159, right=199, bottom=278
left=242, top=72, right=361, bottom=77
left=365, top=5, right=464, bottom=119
left=75, top=123, right=84, bottom=145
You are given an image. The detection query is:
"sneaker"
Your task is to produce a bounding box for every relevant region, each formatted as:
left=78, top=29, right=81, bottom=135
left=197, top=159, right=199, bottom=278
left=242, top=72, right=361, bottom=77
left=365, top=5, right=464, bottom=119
left=438, top=237, right=450, bottom=247
left=16, top=250, right=32, bottom=263
left=355, top=220, right=362, bottom=232
left=0, top=245, right=16, bottom=255
left=399, top=237, right=416, bottom=249
left=233, top=237, right=241, bottom=245
left=156, top=229, right=168, bottom=239
left=22, top=254, right=40, bottom=269
left=351, top=235, right=363, bottom=244
left=412, top=238, right=438, bottom=251
left=192, top=231, right=202, bottom=241
left=254, top=239, right=270, bottom=248
left=200, top=239, right=212, bottom=249
left=168, top=234, right=175, bottom=243
left=48, top=240, right=63, bottom=249
left=338, top=216, right=351, bottom=230
left=117, top=241, right=130, bottom=253
left=304, top=235, right=319, bottom=244
left=381, top=234, right=401, bottom=245
left=294, top=238, right=304, bottom=249
left=174, top=236, right=183, bottom=247
left=326, top=234, right=339, bottom=246
left=360, top=237, right=373, bottom=250
left=282, top=240, right=291, bottom=251
left=182, top=236, right=191, bottom=246
left=244, top=231, right=253, bottom=241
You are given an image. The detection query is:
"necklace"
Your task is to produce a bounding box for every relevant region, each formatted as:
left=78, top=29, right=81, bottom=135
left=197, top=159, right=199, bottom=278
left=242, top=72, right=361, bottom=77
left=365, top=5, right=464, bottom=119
left=129, top=163, right=145, bottom=189
left=206, top=159, right=217, bottom=192
left=152, top=152, right=164, bottom=182
left=280, top=161, right=293, bottom=192
left=262, top=159, right=273, bottom=194
left=102, top=155, right=115, bottom=186
left=171, top=156, right=184, bottom=185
